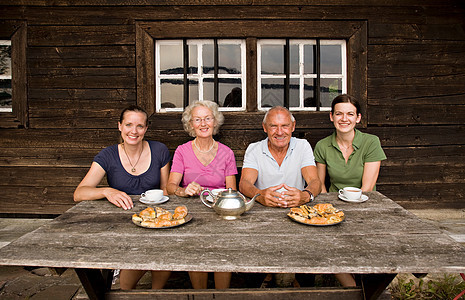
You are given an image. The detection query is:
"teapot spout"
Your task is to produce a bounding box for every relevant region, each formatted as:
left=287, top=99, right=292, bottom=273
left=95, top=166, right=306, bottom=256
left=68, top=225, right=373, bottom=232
left=245, top=193, right=259, bottom=211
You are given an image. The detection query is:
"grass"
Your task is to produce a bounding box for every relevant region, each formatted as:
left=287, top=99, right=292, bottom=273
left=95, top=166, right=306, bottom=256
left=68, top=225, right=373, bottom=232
left=389, top=273, right=465, bottom=300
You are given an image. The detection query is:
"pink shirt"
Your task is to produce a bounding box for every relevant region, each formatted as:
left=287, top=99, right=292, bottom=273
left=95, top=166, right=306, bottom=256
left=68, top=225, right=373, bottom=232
left=171, top=141, right=238, bottom=190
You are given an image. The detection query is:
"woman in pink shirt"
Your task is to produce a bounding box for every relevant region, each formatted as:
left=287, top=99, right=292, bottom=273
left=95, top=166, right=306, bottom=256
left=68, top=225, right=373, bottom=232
left=167, top=100, right=237, bottom=289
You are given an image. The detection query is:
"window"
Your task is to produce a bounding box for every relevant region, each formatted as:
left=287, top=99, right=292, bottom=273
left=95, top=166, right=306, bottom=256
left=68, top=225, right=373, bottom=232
left=0, top=40, right=12, bottom=112
left=0, top=20, right=27, bottom=128
left=258, top=39, right=346, bottom=111
left=156, top=39, right=246, bottom=112
left=136, top=20, right=367, bottom=124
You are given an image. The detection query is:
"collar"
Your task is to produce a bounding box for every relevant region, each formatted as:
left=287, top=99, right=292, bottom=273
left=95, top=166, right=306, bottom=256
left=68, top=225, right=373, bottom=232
left=330, top=129, right=362, bottom=150
left=262, top=137, right=296, bottom=159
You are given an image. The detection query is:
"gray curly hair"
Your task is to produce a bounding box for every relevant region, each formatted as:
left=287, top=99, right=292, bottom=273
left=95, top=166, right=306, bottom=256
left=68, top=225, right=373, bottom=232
left=182, top=100, right=225, bottom=137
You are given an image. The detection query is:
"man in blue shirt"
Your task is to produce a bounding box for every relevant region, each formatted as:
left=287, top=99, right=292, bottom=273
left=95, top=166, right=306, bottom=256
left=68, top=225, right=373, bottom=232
left=239, top=106, right=321, bottom=208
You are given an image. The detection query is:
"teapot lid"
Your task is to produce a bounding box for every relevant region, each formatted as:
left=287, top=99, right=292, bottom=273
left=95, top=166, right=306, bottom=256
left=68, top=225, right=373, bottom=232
left=218, top=188, right=241, bottom=197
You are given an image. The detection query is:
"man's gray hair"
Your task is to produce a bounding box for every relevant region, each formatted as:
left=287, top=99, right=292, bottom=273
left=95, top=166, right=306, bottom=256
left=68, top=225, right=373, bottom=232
left=262, top=106, right=295, bottom=124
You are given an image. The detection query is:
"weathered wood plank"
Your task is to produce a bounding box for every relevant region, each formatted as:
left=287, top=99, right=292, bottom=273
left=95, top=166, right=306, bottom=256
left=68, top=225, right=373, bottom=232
left=0, top=167, right=89, bottom=186
left=28, top=46, right=135, bottom=67
left=29, top=88, right=136, bottom=102
left=28, top=25, right=134, bottom=46
left=0, top=148, right=102, bottom=167
left=28, top=67, right=135, bottom=89
left=368, top=43, right=465, bottom=70
left=368, top=93, right=465, bottom=106
left=5, top=5, right=438, bottom=26
left=0, top=0, right=458, bottom=7
left=377, top=183, right=465, bottom=209
left=106, top=288, right=363, bottom=300
left=365, top=126, right=465, bottom=147
left=139, top=20, right=366, bottom=39
left=369, top=23, right=465, bottom=43
left=367, top=104, right=465, bottom=125
left=378, top=164, right=464, bottom=184
left=383, top=145, right=465, bottom=166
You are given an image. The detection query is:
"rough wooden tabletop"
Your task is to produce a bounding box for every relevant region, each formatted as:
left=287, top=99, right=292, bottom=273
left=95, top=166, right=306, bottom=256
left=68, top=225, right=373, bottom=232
left=0, top=192, right=463, bottom=274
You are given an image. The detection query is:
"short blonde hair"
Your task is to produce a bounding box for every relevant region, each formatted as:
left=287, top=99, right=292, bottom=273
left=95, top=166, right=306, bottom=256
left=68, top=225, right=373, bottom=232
left=182, top=100, right=225, bottom=137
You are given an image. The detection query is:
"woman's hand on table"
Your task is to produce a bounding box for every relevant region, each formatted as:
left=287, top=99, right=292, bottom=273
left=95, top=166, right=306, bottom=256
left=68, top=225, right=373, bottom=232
left=104, top=188, right=134, bottom=210
left=184, top=182, right=203, bottom=196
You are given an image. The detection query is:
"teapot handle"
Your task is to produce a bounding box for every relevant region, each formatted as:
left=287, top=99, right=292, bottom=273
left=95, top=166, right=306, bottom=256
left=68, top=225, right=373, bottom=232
left=200, top=189, right=214, bottom=208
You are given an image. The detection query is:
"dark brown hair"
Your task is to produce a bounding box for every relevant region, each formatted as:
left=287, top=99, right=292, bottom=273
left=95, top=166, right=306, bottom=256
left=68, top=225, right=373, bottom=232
left=119, top=105, right=148, bottom=126
left=331, top=94, right=361, bottom=115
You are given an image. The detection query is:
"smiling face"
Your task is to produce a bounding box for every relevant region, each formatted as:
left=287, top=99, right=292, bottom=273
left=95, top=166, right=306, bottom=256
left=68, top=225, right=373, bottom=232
left=330, top=102, right=362, bottom=134
left=118, top=111, right=148, bottom=145
left=190, top=106, right=216, bottom=138
left=263, top=108, right=295, bottom=151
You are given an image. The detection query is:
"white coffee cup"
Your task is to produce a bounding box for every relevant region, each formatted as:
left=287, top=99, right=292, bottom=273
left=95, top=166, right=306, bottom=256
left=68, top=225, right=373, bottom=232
left=141, top=189, right=163, bottom=201
left=339, top=187, right=362, bottom=200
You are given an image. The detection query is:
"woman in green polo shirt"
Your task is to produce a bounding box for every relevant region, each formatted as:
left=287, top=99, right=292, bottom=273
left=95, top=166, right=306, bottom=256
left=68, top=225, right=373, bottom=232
left=313, top=94, right=387, bottom=287
left=314, top=94, right=386, bottom=194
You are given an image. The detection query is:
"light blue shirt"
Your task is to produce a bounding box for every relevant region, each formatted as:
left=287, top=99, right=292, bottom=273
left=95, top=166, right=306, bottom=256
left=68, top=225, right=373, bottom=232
left=243, top=137, right=316, bottom=190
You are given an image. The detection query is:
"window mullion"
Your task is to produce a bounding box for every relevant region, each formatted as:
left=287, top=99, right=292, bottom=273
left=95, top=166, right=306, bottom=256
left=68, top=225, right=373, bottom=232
left=299, top=43, right=304, bottom=109
left=214, top=39, right=219, bottom=104
left=183, top=39, right=189, bottom=108
left=284, top=39, right=290, bottom=109
left=315, top=39, right=321, bottom=111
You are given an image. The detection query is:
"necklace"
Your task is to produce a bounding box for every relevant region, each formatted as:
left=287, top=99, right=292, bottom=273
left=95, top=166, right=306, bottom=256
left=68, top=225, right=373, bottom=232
left=193, top=138, right=215, bottom=153
left=339, top=143, right=352, bottom=151
left=336, top=138, right=352, bottom=152
left=122, top=143, right=143, bottom=172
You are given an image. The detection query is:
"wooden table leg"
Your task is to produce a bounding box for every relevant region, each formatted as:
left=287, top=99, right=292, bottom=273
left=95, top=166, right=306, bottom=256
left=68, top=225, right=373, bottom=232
left=360, top=273, right=396, bottom=300
left=75, top=268, right=113, bottom=300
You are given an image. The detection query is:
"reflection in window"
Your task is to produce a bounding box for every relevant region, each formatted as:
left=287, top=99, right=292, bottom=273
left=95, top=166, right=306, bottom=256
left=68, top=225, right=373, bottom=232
left=156, top=39, right=246, bottom=112
left=0, top=40, right=12, bottom=113
left=258, top=39, right=346, bottom=111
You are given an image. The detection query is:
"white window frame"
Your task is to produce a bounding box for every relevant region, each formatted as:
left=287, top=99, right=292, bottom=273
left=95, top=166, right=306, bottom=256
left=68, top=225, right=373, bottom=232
left=257, top=39, right=346, bottom=111
left=155, top=39, right=246, bottom=113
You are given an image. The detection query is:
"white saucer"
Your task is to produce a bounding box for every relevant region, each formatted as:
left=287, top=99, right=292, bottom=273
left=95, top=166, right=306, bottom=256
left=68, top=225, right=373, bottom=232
left=338, top=194, right=368, bottom=203
left=139, top=195, right=169, bottom=205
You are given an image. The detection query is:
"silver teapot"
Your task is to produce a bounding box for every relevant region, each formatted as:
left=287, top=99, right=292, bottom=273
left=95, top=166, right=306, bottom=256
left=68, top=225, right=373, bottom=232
left=200, top=188, right=259, bottom=220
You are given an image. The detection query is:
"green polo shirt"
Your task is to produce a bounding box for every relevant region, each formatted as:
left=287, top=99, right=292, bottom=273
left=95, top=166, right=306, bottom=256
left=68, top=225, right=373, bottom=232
left=313, top=129, right=386, bottom=192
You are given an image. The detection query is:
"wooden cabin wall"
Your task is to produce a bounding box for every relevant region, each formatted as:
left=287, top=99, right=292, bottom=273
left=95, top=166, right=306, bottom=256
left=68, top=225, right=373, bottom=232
left=0, top=1, right=464, bottom=215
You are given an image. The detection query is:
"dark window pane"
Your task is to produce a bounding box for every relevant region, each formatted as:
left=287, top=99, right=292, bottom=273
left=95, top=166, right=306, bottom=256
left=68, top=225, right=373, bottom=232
left=0, top=79, right=11, bottom=109
left=160, top=79, right=183, bottom=108
left=320, top=45, right=342, bottom=74
left=188, top=44, right=198, bottom=75
left=320, top=78, right=342, bottom=107
left=261, top=44, right=284, bottom=75
left=304, top=45, right=315, bottom=74
left=188, top=79, right=199, bottom=103
left=219, top=44, right=241, bottom=74
left=200, top=79, right=213, bottom=102
left=290, top=44, right=299, bottom=75
left=304, top=79, right=316, bottom=107
left=203, top=43, right=214, bottom=74
left=261, top=78, right=284, bottom=107
left=289, top=78, right=300, bottom=107
left=159, top=44, right=183, bottom=75
left=0, top=44, right=12, bottom=76
left=220, top=79, right=242, bottom=107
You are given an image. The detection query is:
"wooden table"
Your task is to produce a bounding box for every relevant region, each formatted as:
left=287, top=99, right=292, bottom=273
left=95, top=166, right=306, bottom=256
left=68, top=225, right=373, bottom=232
left=0, top=192, right=463, bottom=300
